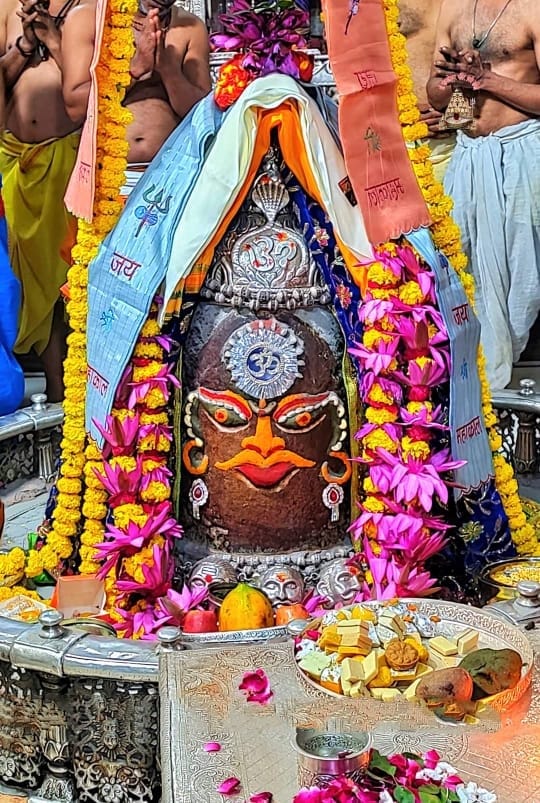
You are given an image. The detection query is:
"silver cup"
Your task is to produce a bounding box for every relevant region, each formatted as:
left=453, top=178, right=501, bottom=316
left=294, top=728, right=372, bottom=789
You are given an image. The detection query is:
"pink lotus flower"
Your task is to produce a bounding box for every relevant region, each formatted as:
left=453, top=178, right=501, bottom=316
left=93, top=458, right=142, bottom=508
left=116, top=542, right=174, bottom=599
left=358, top=298, right=396, bottom=326
left=93, top=413, right=140, bottom=457
left=374, top=447, right=465, bottom=511
left=239, top=669, right=273, bottom=705
left=140, top=462, right=172, bottom=491
left=138, top=422, right=173, bottom=449
left=400, top=403, right=446, bottom=430
left=387, top=561, right=440, bottom=597
left=349, top=338, right=399, bottom=376
left=302, top=588, right=329, bottom=615
left=95, top=522, right=148, bottom=579
left=395, top=318, right=441, bottom=365
left=361, top=372, right=403, bottom=406
left=217, top=777, right=241, bottom=796
left=348, top=506, right=384, bottom=543
left=128, top=364, right=180, bottom=407
left=355, top=421, right=400, bottom=445
left=158, top=584, right=208, bottom=624
left=155, top=334, right=175, bottom=353
left=377, top=515, right=448, bottom=563
left=394, top=358, right=449, bottom=401
left=96, top=503, right=182, bottom=578
left=114, top=601, right=171, bottom=640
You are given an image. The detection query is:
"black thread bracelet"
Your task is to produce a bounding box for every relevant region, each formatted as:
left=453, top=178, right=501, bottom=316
left=15, top=36, right=36, bottom=58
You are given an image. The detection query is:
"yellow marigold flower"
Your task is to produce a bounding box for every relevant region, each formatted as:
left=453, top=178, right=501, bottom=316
left=57, top=478, right=82, bottom=495
left=112, top=407, right=136, bottom=421
left=140, top=411, right=169, bottom=426
left=82, top=502, right=108, bottom=521
left=407, top=400, right=433, bottom=415
left=367, top=382, right=394, bottom=406
left=141, top=319, right=161, bottom=337
left=140, top=481, right=171, bottom=503
left=145, top=388, right=168, bottom=409
left=363, top=477, right=378, bottom=494
left=86, top=442, right=103, bottom=461
left=110, top=455, right=138, bottom=473
left=362, top=495, right=386, bottom=514
left=80, top=560, right=101, bottom=576
left=113, top=504, right=148, bottom=529
left=401, top=436, right=431, bottom=461
left=134, top=342, right=163, bottom=360
left=132, top=361, right=163, bottom=382
left=399, top=280, right=424, bottom=306
left=363, top=329, right=394, bottom=348
left=366, top=407, right=398, bottom=425
left=367, top=262, right=400, bottom=287
left=363, top=428, right=399, bottom=454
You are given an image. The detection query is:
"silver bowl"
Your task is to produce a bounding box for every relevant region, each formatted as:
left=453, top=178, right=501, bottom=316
left=294, top=728, right=372, bottom=788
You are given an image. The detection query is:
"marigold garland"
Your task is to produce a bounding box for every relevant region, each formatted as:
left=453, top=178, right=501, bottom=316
left=382, top=0, right=538, bottom=557
left=92, top=305, right=182, bottom=638
left=0, top=0, right=137, bottom=591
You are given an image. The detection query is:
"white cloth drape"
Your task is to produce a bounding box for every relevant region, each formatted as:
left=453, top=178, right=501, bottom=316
left=444, top=119, right=540, bottom=390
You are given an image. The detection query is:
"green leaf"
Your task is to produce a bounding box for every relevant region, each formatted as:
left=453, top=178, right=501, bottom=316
left=369, top=750, right=397, bottom=777
left=394, top=786, right=416, bottom=803
left=419, top=791, right=443, bottom=803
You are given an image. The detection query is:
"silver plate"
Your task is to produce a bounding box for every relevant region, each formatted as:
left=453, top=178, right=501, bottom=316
left=295, top=598, right=534, bottom=712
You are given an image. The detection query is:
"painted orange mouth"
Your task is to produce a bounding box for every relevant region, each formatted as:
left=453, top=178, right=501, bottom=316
left=216, top=449, right=315, bottom=489
left=235, top=462, right=297, bottom=488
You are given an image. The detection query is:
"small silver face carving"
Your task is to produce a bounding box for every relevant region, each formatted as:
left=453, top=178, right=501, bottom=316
left=189, top=557, right=238, bottom=590
left=316, top=558, right=363, bottom=605
left=259, top=565, right=305, bottom=606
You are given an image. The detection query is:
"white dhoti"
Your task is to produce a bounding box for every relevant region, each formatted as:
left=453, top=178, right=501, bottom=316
left=444, top=119, right=540, bottom=390
left=120, top=163, right=150, bottom=199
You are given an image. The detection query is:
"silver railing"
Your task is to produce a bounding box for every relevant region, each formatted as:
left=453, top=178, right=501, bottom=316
left=0, top=610, right=160, bottom=803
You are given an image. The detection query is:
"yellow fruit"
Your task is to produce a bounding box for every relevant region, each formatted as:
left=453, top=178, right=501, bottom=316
left=218, top=583, right=274, bottom=632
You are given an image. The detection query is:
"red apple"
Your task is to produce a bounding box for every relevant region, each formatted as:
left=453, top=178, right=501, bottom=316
left=182, top=609, right=218, bottom=634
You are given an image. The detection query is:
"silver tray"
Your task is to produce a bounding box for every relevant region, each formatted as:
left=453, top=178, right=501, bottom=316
left=179, top=623, right=290, bottom=648
left=295, top=598, right=534, bottom=713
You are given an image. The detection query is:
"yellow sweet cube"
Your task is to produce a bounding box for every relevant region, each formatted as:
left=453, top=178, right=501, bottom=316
left=341, top=657, right=365, bottom=683
left=429, top=636, right=458, bottom=657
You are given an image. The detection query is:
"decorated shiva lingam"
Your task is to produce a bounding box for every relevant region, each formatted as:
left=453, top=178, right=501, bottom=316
left=175, top=148, right=359, bottom=619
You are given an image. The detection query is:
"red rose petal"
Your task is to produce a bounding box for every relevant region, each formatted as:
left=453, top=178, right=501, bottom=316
left=217, top=776, right=241, bottom=795
left=203, top=741, right=221, bottom=753
left=250, top=793, right=273, bottom=802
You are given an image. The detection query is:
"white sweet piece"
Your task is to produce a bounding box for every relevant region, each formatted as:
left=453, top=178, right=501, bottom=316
left=296, top=638, right=317, bottom=660
left=376, top=624, right=397, bottom=645
left=456, top=628, right=479, bottom=655
left=429, top=636, right=458, bottom=657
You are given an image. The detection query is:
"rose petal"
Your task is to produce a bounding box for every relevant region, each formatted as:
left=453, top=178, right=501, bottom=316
left=203, top=741, right=221, bottom=753
left=239, top=669, right=273, bottom=705
left=217, top=776, right=241, bottom=795
left=250, top=794, right=273, bottom=803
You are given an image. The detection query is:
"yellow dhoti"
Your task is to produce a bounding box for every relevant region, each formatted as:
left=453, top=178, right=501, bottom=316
left=0, top=131, right=79, bottom=355
left=427, top=134, right=456, bottom=186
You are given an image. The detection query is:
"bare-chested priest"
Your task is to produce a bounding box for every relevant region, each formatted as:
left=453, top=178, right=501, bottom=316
left=428, top=0, right=540, bottom=391
left=398, top=0, right=455, bottom=184
left=63, top=0, right=211, bottom=200
left=0, top=0, right=94, bottom=402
